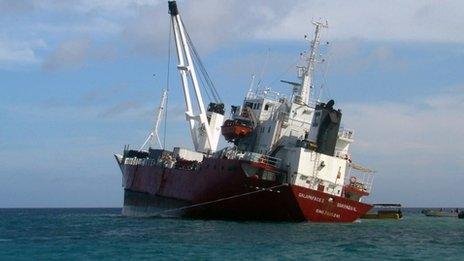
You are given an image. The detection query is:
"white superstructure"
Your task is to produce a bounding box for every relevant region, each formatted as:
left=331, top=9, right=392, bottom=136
left=221, top=22, right=374, bottom=200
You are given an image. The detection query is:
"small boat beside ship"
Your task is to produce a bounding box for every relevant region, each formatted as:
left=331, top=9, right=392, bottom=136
left=362, top=204, right=402, bottom=220
left=421, top=208, right=460, bottom=217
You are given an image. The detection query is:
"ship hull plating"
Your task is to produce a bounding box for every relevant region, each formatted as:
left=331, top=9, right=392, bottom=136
left=119, top=158, right=372, bottom=222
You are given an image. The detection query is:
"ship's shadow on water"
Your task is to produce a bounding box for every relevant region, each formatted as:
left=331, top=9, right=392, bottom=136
left=1, top=208, right=464, bottom=260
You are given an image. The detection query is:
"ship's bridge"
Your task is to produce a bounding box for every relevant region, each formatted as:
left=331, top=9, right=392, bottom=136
left=240, top=89, right=287, bottom=122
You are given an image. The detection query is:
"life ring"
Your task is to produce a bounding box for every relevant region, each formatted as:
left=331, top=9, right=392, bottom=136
left=349, top=176, right=357, bottom=184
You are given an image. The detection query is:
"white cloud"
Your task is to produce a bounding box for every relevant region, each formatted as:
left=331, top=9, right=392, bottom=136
left=344, top=88, right=464, bottom=178
left=342, top=88, right=464, bottom=205
left=345, top=88, right=464, bottom=163
left=42, top=38, right=91, bottom=71
left=115, top=0, right=464, bottom=59
left=255, top=0, right=464, bottom=43
left=130, top=0, right=464, bottom=47
left=41, top=36, right=118, bottom=71
left=33, top=17, right=122, bottom=37
left=3, top=0, right=464, bottom=70
left=0, top=0, right=35, bottom=14
left=0, top=39, right=43, bottom=68
left=323, top=40, right=410, bottom=75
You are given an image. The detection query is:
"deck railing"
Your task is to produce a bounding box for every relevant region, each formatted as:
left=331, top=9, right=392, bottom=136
left=220, top=147, right=282, bottom=170
left=237, top=152, right=282, bottom=169
left=344, top=170, right=374, bottom=194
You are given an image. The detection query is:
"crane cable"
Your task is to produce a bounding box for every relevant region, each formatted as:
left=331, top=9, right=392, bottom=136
left=163, top=18, right=173, bottom=149
left=181, top=18, right=222, bottom=104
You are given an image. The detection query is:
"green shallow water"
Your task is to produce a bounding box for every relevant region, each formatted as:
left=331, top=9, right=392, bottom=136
left=0, top=208, right=463, bottom=260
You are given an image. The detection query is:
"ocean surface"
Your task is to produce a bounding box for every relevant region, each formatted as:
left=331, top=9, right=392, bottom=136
left=0, top=208, right=463, bottom=260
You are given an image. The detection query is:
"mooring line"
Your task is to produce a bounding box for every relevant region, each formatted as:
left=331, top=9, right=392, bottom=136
left=151, top=183, right=288, bottom=216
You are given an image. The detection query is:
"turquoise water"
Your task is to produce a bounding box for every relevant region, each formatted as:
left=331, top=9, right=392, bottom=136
left=1, top=208, right=463, bottom=260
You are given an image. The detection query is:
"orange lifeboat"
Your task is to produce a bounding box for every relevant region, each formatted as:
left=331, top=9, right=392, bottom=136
left=221, top=119, right=253, bottom=141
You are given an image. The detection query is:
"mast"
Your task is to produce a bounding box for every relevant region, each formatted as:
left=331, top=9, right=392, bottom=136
left=295, top=21, right=327, bottom=105
left=168, top=1, right=224, bottom=153
left=140, top=89, right=167, bottom=150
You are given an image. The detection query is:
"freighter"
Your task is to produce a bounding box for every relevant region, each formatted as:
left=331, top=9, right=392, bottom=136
left=115, top=1, right=375, bottom=222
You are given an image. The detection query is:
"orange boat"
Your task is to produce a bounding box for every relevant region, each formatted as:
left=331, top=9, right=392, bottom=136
left=221, top=119, right=253, bottom=141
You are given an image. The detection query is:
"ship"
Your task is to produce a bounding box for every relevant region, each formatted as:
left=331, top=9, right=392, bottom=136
left=115, top=1, right=375, bottom=222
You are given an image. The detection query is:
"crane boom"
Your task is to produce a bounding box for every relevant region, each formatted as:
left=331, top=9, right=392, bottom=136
left=140, top=88, right=167, bottom=151
left=168, top=1, right=224, bottom=153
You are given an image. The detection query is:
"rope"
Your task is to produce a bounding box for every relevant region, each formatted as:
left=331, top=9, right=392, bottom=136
left=181, top=18, right=222, bottom=103
left=194, top=58, right=213, bottom=102
left=163, top=18, right=173, bottom=149
left=149, top=183, right=288, bottom=216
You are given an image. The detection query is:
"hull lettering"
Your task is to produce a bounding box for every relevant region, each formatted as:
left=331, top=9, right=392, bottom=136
left=315, top=209, right=341, bottom=219
left=298, top=192, right=325, bottom=203
left=336, top=202, right=357, bottom=212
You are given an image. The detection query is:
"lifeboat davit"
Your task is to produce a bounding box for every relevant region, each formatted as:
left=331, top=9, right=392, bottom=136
left=221, top=119, right=253, bottom=141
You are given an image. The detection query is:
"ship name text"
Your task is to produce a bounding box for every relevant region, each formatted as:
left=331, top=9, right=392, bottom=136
left=336, top=203, right=357, bottom=212
left=298, top=193, right=325, bottom=203
left=315, top=209, right=341, bottom=219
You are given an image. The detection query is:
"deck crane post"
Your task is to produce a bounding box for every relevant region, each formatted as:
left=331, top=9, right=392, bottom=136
left=140, top=88, right=168, bottom=151
left=168, top=1, right=225, bottom=153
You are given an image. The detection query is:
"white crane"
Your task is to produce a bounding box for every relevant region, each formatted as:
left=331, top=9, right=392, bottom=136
left=168, top=1, right=224, bottom=154
left=140, top=88, right=168, bottom=151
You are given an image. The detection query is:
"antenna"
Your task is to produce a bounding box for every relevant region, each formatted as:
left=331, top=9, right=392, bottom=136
left=256, top=48, right=270, bottom=93
left=246, top=74, right=256, bottom=98
left=295, top=20, right=328, bottom=105
left=317, top=40, right=330, bottom=103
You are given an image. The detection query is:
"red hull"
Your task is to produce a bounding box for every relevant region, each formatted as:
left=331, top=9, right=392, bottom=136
left=119, top=158, right=372, bottom=222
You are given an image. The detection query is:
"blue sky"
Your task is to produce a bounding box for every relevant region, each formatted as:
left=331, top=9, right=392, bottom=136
left=1, top=0, right=463, bottom=207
